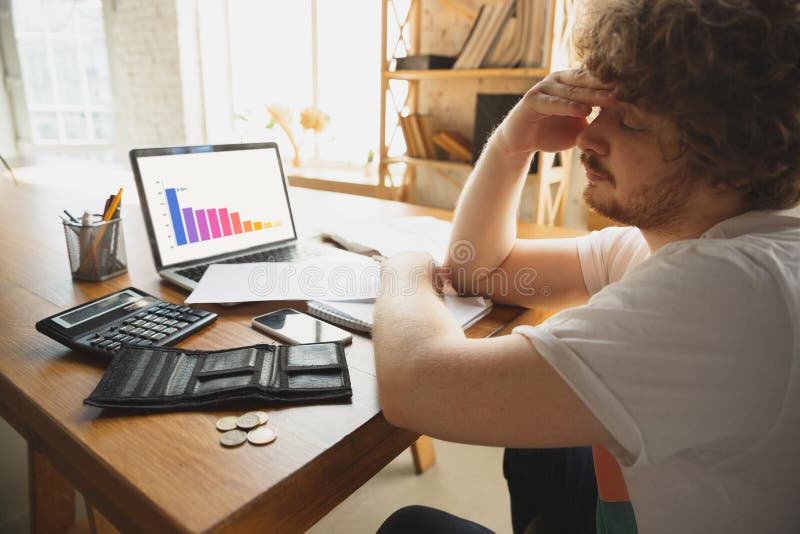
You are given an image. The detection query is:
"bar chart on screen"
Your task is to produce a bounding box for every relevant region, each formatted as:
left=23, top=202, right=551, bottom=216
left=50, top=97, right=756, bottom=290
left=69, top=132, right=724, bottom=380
left=163, top=185, right=283, bottom=246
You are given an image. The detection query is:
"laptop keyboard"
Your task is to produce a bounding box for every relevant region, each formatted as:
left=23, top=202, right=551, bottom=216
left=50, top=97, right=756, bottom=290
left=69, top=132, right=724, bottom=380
left=175, top=244, right=321, bottom=282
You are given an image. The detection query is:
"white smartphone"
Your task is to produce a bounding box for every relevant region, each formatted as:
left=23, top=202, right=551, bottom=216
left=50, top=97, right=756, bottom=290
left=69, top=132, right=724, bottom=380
left=251, top=308, right=353, bottom=345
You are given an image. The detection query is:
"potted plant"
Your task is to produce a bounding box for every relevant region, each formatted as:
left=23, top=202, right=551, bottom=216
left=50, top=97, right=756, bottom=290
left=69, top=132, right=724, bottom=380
left=0, top=153, right=18, bottom=184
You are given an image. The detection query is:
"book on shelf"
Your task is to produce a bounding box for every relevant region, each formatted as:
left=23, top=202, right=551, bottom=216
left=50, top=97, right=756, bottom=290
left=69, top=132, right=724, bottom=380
left=417, top=115, right=437, bottom=159
left=519, top=0, right=551, bottom=67
left=432, top=131, right=473, bottom=163
left=395, top=54, right=457, bottom=70
left=453, top=1, right=515, bottom=69
left=399, top=115, right=421, bottom=158
left=400, top=114, right=435, bottom=159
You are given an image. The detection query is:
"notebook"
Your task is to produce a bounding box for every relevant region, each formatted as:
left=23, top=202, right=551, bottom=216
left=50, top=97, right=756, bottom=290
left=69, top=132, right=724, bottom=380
left=307, top=295, right=493, bottom=333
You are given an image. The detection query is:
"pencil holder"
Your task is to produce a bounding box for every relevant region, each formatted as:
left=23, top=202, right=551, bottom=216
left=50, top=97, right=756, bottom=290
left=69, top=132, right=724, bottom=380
left=63, top=218, right=128, bottom=281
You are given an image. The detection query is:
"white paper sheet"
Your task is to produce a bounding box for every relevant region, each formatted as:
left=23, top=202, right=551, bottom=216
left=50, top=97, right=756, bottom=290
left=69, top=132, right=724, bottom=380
left=184, top=258, right=380, bottom=304
left=320, top=216, right=453, bottom=264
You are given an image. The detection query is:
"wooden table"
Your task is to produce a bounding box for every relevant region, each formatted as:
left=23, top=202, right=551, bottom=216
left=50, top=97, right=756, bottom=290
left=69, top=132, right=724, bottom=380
left=0, top=172, right=584, bottom=533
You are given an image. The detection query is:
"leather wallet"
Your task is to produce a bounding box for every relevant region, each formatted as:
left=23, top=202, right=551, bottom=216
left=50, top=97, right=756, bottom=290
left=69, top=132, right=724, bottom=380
left=84, top=342, right=352, bottom=410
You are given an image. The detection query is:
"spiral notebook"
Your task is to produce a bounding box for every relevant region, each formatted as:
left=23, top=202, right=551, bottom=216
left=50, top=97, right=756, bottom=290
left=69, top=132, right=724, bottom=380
left=307, top=295, right=493, bottom=333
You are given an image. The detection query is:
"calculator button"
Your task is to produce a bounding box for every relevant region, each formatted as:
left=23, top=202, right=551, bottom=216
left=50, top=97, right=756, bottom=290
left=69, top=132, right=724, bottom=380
left=143, top=314, right=158, bottom=321
left=89, top=337, right=103, bottom=346
left=177, top=314, right=200, bottom=323
left=151, top=325, right=167, bottom=332
left=178, top=306, right=193, bottom=313
left=151, top=317, right=167, bottom=324
left=119, top=325, right=136, bottom=333
left=111, top=334, right=126, bottom=341
left=142, top=322, right=157, bottom=329
left=97, top=339, right=114, bottom=349
left=137, top=339, right=153, bottom=346
left=175, top=321, right=188, bottom=329
left=130, top=327, right=145, bottom=335
left=152, top=333, right=167, bottom=341
left=189, top=309, right=211, bottom=317
left=108, top=342, right=122, bottom=351
left=119, top=336, right=134, bottom=344
left=135, top=311, right=148, bottom=318
left=166, top=311, right=182, bottom=318
left=163, top=319, right=178, bottom=326
left=163, top=327, right=179, bottom=334
left=132, top=319, right=146, bottom=326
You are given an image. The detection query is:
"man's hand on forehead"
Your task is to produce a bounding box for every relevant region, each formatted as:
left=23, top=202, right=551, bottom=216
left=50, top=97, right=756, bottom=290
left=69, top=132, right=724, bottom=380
left=493, top=68, right=617, bottom=154
left=536, top=69, right=616, bottom=117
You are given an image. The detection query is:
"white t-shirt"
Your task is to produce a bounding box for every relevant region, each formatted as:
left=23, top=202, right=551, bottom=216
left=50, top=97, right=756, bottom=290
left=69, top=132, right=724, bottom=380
left=514, top=209, right=800, bottom=534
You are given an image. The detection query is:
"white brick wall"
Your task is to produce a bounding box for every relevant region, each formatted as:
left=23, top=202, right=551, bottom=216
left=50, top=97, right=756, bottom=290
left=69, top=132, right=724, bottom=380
left=103, top=0, right=203, bottom=156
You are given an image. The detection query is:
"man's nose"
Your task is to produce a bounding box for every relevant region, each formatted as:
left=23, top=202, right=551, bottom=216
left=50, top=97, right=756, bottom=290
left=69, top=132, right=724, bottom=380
left=576, top=110, right=610, bottom=156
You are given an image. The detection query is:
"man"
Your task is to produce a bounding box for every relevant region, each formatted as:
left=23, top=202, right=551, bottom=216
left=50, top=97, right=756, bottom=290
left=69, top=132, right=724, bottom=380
left=372, top=0, right=800, bottom=533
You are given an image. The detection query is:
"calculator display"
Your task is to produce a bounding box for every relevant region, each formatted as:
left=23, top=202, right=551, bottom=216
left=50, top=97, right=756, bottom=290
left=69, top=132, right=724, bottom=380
left=53, top=289, right=142, bottom=328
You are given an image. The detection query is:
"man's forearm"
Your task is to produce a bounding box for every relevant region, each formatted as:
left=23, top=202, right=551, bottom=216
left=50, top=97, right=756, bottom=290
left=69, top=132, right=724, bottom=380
left=448, top=132, right=534, bottom=285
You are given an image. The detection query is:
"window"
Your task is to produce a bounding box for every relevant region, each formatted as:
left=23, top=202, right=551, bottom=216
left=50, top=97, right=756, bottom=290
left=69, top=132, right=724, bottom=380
left=216, top=0, right=381, bottom=172
left=12, top=0, right=113, bottom=145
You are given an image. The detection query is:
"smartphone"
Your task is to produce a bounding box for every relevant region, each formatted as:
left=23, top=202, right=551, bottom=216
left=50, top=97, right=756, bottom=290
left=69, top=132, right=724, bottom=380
left=251, top=308, right=353, bottom=345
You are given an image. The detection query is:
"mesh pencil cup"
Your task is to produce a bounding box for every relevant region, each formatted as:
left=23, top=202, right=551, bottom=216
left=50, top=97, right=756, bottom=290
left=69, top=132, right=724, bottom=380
left=63, top=217, right=127, bottom=281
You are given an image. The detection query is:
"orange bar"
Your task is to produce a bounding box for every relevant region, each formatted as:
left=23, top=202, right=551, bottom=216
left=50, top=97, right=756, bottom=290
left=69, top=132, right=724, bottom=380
left=243, top=221, right=253, bottom=232
left=230, top=212, right=243, bottom=234
left=253, top=221, right=263, bottom=230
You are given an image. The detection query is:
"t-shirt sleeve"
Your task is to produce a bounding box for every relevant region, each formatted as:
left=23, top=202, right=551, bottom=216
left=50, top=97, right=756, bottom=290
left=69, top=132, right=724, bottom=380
left=514, top=243, right=792, bottom=467
left=576, top=226, right=650, bottom=295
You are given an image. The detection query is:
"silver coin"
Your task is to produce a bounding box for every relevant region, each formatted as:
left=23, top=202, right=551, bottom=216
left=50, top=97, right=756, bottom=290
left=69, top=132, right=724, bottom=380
left=220, top=429, right=247, bottom=447
left=215, top=416, right=238, bottom=432
left=244, top=411, right=269, bottom=426
left=247, top=426, right=277, bottom=445
left=236, top=413, right=261, bottom=429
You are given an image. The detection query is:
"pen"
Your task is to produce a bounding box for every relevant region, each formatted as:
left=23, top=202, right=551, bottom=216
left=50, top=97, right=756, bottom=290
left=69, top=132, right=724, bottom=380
left=103, top=188, right=123, bottom=221
left=63, top=210, right=79, bottom=223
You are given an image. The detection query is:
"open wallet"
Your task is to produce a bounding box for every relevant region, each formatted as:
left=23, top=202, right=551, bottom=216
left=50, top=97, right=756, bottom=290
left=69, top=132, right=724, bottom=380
left=84, top=342, right=352, bottom=410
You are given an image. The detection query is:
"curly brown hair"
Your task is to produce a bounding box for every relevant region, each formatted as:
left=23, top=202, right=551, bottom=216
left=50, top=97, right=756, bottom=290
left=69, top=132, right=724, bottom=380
left=574, top=0, right=800, bottom=210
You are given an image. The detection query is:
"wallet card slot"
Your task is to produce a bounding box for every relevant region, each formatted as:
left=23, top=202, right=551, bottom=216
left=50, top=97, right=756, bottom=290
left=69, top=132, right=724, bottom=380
left=200, top=348, right=258, bottom=374
left=132, top=350, right=166, bottom=397
left=162, top=353, right=198, bottom=396
left=118, top=349, right=154, bottom=397
left=286, top=364, right=342, bottom=373
left=194, top=372, right=253, bottom=395
left=287, top=370, right=344, bottom=389
left=285, top=344, right=340, bottom=368
left=257, top=349, right=280, bottom=388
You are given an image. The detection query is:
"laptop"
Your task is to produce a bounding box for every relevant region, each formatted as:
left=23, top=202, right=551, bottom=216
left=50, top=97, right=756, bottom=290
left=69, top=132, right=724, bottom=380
left=130, top=142, right=351, bottom=291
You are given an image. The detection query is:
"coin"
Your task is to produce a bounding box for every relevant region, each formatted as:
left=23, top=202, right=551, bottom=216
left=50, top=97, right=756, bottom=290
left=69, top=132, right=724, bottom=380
left=236, top=413, right=261, bottom=429
left=247, top=426, right=277, bottom=446
left=215, top=416, right=238, bottom=432
left=220, top=429, right=247, bottom=447
left=244, top=411, right=269, bottom=426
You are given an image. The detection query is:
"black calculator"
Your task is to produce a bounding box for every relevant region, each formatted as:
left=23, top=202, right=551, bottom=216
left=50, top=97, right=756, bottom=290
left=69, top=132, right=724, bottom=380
left=35, top=287, right=218, bottom=357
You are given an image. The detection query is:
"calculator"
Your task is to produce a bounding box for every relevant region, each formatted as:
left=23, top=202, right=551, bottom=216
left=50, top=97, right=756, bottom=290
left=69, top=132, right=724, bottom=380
left=35, top=287, right=218, bottom=357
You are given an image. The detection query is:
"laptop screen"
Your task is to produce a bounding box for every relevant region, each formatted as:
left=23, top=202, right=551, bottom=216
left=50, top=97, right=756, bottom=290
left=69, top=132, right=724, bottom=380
left=133, top=144, right=297, bottom=268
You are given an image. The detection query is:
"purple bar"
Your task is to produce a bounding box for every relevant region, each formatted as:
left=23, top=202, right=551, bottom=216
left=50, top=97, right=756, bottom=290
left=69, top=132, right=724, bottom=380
left=182, top=207, right=199, bottom=243
left=207, top=208, right=222, bottom=238
left=219, top=208, right=232, bottom=236
left=196, top=209, right=211, bottom=241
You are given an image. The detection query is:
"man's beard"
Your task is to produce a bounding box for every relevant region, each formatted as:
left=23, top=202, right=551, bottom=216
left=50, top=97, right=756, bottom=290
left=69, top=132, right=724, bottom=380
left=581, top=152, right=693, bottom=230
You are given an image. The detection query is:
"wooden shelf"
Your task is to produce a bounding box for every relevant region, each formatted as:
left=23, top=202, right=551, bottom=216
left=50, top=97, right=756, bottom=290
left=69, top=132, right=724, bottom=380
left=384, top=67, right=548, bottom=80
left=385, top=156, right=472, bottom=171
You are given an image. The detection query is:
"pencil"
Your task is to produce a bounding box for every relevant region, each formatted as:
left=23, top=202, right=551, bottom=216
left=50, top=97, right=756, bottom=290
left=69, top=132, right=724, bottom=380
left=79, top=188, right=123, bottom=276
